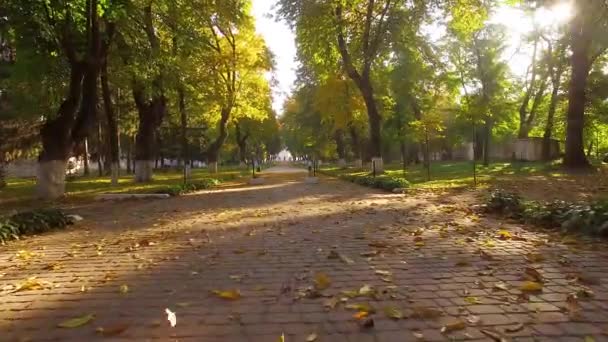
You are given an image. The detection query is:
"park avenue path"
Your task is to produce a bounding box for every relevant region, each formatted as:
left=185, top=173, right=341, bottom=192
left=1, top=166, right=607, bottom=341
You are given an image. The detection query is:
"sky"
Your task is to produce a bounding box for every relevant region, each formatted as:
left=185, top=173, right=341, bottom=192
left=252, top=0, right=297, bottom=114
left=251, top=1, right=572, bottom=114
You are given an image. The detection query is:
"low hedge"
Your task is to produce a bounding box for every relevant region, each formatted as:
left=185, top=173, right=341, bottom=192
left=0, top=209, right=73, bottom=244
left=338, top=174, right=410, bottom=191
left=485, top=189, right=608, bottom=236
left=156, top=178, right=221, bottom=196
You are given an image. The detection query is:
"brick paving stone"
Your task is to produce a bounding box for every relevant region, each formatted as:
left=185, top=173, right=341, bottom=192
left=1, top=167, right=608, bottom=341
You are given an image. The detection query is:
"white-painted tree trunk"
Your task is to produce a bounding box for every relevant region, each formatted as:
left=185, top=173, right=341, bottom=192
left=184, top=164, right=192, bottom=181
left=208, top=161, right=218, bottom=174
left=354, top=159, right=363, bottom=168
left=134, top=160, right=153, bottom=182
left=338, top=158, right=347, bottom=168
left=37, top=160, right=67, bottom=199
left=371, top=157, right=384, bottom=174
left=110, top=162, right=119, bottom=186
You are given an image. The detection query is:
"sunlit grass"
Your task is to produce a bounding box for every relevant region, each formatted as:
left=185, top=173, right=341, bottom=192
left=320, top=160, right=564, bottom=189
left=0, top=166, right=249, bottom=211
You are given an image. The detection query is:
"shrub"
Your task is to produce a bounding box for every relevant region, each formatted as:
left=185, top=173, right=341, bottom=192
left=339, top=174, right=410, bottom=191
left=485, top=190, right=608, bottom=236
left=0, top=209, right=73, bottom=244
left=156, top=178, right=221, bottom=196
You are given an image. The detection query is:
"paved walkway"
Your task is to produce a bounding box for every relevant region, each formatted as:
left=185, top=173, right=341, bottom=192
left=1, top=167, right=607, bottom=341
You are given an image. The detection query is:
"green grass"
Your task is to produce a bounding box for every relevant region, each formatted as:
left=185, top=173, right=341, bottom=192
left=0, top=166, right=249, bottom=211
left=320, top=160, right=563, bottom=189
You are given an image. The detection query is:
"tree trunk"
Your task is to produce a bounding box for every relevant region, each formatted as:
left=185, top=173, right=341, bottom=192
left=359, top=80, right=382, bottom=160
left=178, top=86, right=189, bottom=170
left=0, top=162, right=6, bottom=189
left=37, top=64, right=85, bottom=199
left=542, top=70, right=563, bottom=160
left=564, top=6, right=592, bottom=168
left=334, top=129, right=346, bottom=166
left=126, top=136, right=132, bottom=174
left=235, top=122, right=249, bottom=165
left=206, top=107, right=231, bottom=173
left=101, top=60, right=119, bottom=185
left=133, top=85, right=165, bottom=182
left=482, top=118, right=491, bottom=166
left=83, top=138, right=90, bottom=176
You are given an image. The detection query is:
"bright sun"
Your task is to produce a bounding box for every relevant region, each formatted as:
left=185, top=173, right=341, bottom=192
left=490, top=1, right=573, bottom=78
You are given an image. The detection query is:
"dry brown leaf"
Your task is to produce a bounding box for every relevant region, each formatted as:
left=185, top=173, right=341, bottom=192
left=481, top=329, right=508, bottom=341
left=504, top=323, right=524, bottom=333
left=410, top=307, right=443, bottom=319
left=441, top=319, right=466, bottom=333
left=95, top=323, right=130, bottom=337
left=524, top=267, right=543, bottom=282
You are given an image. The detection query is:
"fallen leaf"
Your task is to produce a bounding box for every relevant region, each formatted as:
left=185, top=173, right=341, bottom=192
left=375, top=270, right=391, bottom=277
left=520, top=281, right=543, bottom=292
left=497, top=230, right=512, bottom=240
left=212, top=289, right=241, bottom=300
left=524, top=267, right=543, bottom=282
left=493, top=282, right=509, bottom=291
left=323, top=297, right=339, bottom=310
left=58, top=314, right=95, bottom=328
left=314, top=272, right=331, bottom=290
left=165, top=308, right=177, bottom=327
left=412, top=331, right=424, bottom=339
left=383, top=306, right=404, bottom=320
left=464, top=296, right=483, bottom=304
left=14, top=277, right=52, bottom=293
left=306, top=332, right=318, bottom=341
left=504, top=322, right=524, bottom=333
left=95, top=323, right=130, bottom=337
left=566, top=293, right=581, bottom=318
left=410, top=307, right=443, bottom=319
left=353, top=311, right=369, bottom=319
left=345, top=303, right=375, bottom=314
left=481, top=329, right=508, bottom=342
left=278, top=333, right=285, bottom=342
left=358, top=284, right=375, bottom=296
left=441, top=319, right=466, bottom=333
left=119, top=284, right=129, bottom=294
left=466, top=315, right=481, bottom=324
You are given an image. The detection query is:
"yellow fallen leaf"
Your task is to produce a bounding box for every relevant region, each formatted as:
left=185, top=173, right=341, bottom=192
left=441, top=319, right=466, bottom=333
left=14, top=277, right=52, bottom=292
left=375, top=270, right=391, bottom=276
left=278, top=333, right=285, bottom=342
left=464, top=296, right=482, bottom=304
left=384, top=306, right=404, bottom=319
left=314, top=272, right=331, bottom=290
left=212, top=289, right=241, bottom=300
left=119, top=284, right=129, bottom=294
left=353, top=311, right=369, bottom=320
left=58, top=314, right=95, bottom=328
left=345, top=303, right=375, bottom=313
left=520, top=281, right=543, bottom=292
left=497, top=230, right=512, bottom=240
left=415, top=241, right=425, bottom=247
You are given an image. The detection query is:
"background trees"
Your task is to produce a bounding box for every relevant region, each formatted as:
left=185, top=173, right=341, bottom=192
left=0, top=0, right=277, bottom=197
left=278, top=0, right=608, bottom=171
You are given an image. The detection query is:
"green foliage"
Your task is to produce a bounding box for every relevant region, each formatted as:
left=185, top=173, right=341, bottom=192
left=485, top=190, right=608, bottom=236
left=0, top=209, right=73, bottom=244
left=156, top=178, right=221, bottom=197
left=320, top=169, right=410, bottom=191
